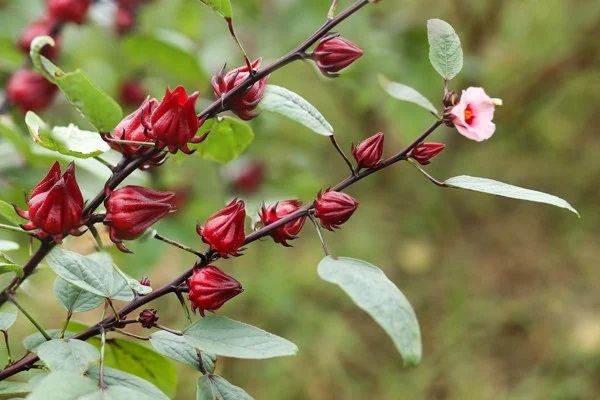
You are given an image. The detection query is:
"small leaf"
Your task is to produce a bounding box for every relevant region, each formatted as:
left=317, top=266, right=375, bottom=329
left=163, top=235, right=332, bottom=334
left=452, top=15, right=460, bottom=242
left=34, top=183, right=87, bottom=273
left=260, top=85, right=334, bottom=136
left=0, top=252, right=23, bottom=277
left=0, top=380, right=31, bottom=399
left=0, top=302, right=17, bottom=331
left=199, top=0, right=233, bottom=18
left=318, top=256, right=422, bottom=365
left=26, top=371, right=98, bottom=400
left=0, top=200, right=21, bottom=225
left=197, top=374, right=254, bottom=400
left=86, top=366, right=169, bottom=400
left=197, top=117, right=254, bottom=164
left=54, top=278, right=105, bottom=313
left=427, top=19, right=463, bottom=80
left=0, top=241, right=19, bottom=251
left=23, top=329, right=73, bottom=352
left=444, top=175, right=579, bottom=216
left=36, top=339, right=100, bottom=374
left=184, top=316, right=298, bottom=359
left=379, top=76, right=439, bottom=115
left=150, top=330, right=216, bottom=373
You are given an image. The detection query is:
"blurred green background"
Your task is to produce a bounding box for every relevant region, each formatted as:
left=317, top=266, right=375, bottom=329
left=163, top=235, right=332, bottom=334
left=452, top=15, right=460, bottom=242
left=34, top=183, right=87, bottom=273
left=1, top=0, right=599, bottom=399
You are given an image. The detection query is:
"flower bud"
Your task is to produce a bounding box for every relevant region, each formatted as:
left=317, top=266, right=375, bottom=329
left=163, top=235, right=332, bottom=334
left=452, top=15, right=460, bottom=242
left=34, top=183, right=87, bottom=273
left=104, top=185, right=176, bottom=252
left=47, top=0, right=91, bottom=24
left=150, top=86, right=203, bottom=154
left=138, top=309, right=158, bottom=328
left=188, top=265, right=243, bottom=317
left=211, top=58, right=267, bottom=121
left=259, top=200, right=305, bottom=246
left=18, top=16, right=61, bottom=59
left=119, top=79, right=147, bottom=107
left=197, top=199, right=246, bottom=257
left=15, top=162, right=84, bottom=241
left=314, top=190, right=358, bottom=231
left=351, top=132, right=384, bottom=169
left=313, top=36, right=363, bottom=76
left=115, top=6, right=136, bottom=35
left=6, top=69, right=58, bottom=112
left=139, top=276, right=151, bottom=287
left=222, top=158, right=265, bottom=194
left=409, top=142, right=445, bottom=165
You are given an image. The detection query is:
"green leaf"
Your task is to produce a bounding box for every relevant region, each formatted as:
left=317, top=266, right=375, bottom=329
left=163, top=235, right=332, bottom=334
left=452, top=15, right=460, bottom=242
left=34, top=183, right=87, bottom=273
left=444, top=175, right=579, bottom=216
left=427, top=19, right=463, bottom=80
left=184, top=316, right=298, bottom=359
left=0, top=241, right=19, bottom=251
left=25, top=112, right=110, bottom=158
left=122, top=34, right=206, bottom=85
left=318, top=256, right=422, bottom=365
left=54, top=278, right=105, bottom=313
left=379, top=76, right=439, bottom=115
left=0, top=380, right=31, bottom=399
left=199, top=0, right=233, bottom=18
left=26, top=371, right=98, bottom=400
left=150, top=330, right=216, bottom=373
left=36, top=339, right=100, bottom=374
left=197, top=117, right=254, bottom=164
left=102, top=339, right=178, bottom=399
left=0, top=252, right=22, bottom=277
left=197, top=374, right=254, bottom=400
left=78, top=385, right=145, bottom=400
left=0, top=200, right=21, bottom=225
left=0, top=303, right=17, bottom=331
left=86, top=366, right=169, bottom=400
left=260, top=85, right=334, bottom=136
left=45, top=248, right=138, bottom=301
left=30, top=36, right=123, bottom=131
left=22, top=329, right=74, bottom=352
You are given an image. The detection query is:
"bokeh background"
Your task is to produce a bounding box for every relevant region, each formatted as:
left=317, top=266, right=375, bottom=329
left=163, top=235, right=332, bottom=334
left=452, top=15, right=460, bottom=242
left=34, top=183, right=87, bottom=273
left=1, top=0, right=599, bottom=398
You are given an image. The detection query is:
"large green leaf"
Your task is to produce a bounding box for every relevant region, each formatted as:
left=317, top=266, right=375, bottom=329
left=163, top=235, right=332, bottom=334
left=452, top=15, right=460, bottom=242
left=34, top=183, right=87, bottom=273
left=150, top=330, right=216, bottom=372
left=36, top=339, right=100, bottom=374
left=260, top=85, right=334, bottom=136
left=86, top=366, right=169, bottom=400
left=26, top=371, right=98, bottom=400
left=199, top=0, right=233, bottom=18
left=379, top=76, right=439, bottom=116
left=102, top=339, right=178, bottom=398
left=23, top=329, right=74, bottom=352
left=0, top=302, right=17, bottom=331
left=318, top=256, right=422, bottom=365
left=197, top=117, right=254, bottom=164
left=196, top=374, right=254, bottom=400
left=427, top=19, right=463, bottom=80
left=444, top=175, right=579, bottom=216
left=54, top=278, right=105, bottom=313
left=30, top=36, right=123, bottom=132
left=0, top=200, right=21, bottom=225
left=0, top=380, right=31, bottom=399
left=184, top=316, right=298, bottom=359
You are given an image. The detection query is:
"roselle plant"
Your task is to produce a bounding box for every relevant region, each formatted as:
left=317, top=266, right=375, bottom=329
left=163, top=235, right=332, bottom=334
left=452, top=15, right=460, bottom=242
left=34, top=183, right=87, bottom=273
left=0, top=0, right=580, bottom=398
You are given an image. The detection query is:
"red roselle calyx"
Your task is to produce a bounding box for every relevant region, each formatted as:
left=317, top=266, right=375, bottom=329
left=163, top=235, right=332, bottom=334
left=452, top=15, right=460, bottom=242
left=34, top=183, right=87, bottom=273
left=150, top=86, right=204, bottom=154
left=352, top=132, right=384, bottom=169
left=119, top=79, right=147, bottom=107
left=6, top=70, right=58, bottom=112
left=314, top=190, right=358, bottom=231
left=259, top=200, right=306, bottom=246
left=187, top=265, right=243, bottom=317
left=138, top=309, right=158, bottom=328
left=211, top=58, right=268, bottom=121
left=104, top=185, right=176, bottom=252
left=115, top=6, right=136, bottom=35
left=313, top=36, right=363, bottom=76
left=18, top=16, right=61, bottom=59
left=409, top=142, right=446, bottom=165
left=47, top=0, right=91, bottom=24
left=15, top=162, right=84, bottom=241
left=197, top=199, right=246, bottom=257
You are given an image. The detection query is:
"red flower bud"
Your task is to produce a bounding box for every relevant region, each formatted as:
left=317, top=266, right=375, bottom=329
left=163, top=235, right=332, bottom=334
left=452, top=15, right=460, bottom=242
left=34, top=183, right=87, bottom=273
left=18, top=16, right=61, bottom=59
left=313, top=36, right=363, bottom=76
left=6, top=69, right=58, bottom=112
left=314, top=190, right=358, bottom=231
left=223, top=158, right=265, bottom=194
left=15, top=162, right=84, bottom=241
left=211, top=58, right=267, bottom=121
left=259, top=200, right=305, bottom=246
left=352, top=132, right=384, bottom=169
left=104, top=185, right=176, bottom=252
left=188, top=265, right=243, bottom=317
left=409, top=142, right=445, bottom=165
left=115, top=6, right=136, bottom=35
left=197, top=199, right=246, bottom=257
left=119, top=79, right=147, bottom=107
left=150, top=86, right=203, bottom=154
left=139, top=276, right=151, bottom=287
left=138, top=309, right=158, bottom=328
left=47, top=0, right=91, bottom=24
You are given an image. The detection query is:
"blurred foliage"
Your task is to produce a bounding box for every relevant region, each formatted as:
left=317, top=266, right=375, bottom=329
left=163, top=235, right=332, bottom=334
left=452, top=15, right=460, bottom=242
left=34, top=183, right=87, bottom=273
left=1, top=0, right=600, bottom=399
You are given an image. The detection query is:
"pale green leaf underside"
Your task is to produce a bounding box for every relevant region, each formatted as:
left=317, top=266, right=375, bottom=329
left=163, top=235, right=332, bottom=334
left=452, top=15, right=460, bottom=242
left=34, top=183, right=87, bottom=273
left=444, top=175, right=579, bottom=216
left=26, top=371, right=98, bottom=400
left=54, top=278, right=105, bottom=313
left=260, top=85, right=334, bottom=136
left=196, top=374, right=254, bottom=400
left=86, top=366, right=169, bottom=400
left=379, top=76, right=439, bottom=115
left=0, top=240, right=19, bottom=251
left=0, top=302, right=17, bottom=331
left=150, top=330, right=216, bottom=373
left=36, top=339, right=100, bottom=374
left=427, top=19, right=463, bottom=80
left=0, top=380, right=32, bottom=399
left=318, top=256, right=422, bottom=365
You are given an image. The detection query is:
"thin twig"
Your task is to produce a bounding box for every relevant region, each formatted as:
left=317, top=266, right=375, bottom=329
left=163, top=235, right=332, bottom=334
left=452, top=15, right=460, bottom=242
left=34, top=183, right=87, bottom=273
left=2, top=331, right=12, bottom=366
left=8, top=295, right=51, bottom=340
left=308, top=213, right=331, bottom=257
left=154, top=324, right=183, bottom=336
left=60, top=311, right=72, bottom=339
left=154, top=233, right=204, bottom=257
left=225, top=18, right=253, bottom=72
left=99, top=327, right=106, bottom=389
left=113, top=329, right=149, bottom=341
left=329, top=135, right=356, bottom=176
left=0, top=224, right=32, bottom=235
